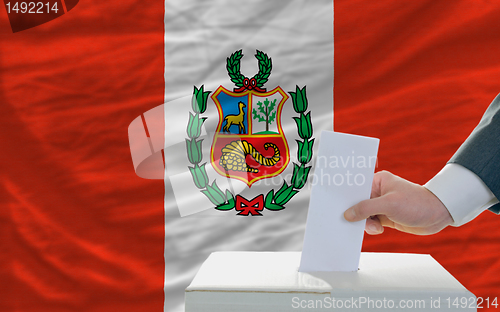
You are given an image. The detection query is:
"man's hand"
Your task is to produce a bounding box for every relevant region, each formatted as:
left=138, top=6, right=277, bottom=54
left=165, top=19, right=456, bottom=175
left=344, top=171, right=454, bottom=235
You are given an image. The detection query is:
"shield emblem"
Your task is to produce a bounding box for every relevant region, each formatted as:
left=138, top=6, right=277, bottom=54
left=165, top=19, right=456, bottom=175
left=211, top=86, right=290, bottom=186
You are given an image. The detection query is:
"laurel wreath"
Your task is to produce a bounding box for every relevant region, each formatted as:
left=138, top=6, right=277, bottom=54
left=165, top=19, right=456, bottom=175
left=226, top=50, right=272, bottom=88
left=185, top=84, right=313, bottom=214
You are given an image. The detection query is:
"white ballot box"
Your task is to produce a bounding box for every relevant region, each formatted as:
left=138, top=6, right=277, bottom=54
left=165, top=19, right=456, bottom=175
left=185, top=252, right=476, bottom=312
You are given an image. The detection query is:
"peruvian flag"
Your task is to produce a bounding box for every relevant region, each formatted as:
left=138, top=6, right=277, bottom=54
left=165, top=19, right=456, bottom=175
left=1, top=1, right=500, bottom=312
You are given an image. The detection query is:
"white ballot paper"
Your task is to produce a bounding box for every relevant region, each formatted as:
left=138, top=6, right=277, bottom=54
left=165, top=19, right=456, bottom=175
left=299, top=131, right=379, bottom=272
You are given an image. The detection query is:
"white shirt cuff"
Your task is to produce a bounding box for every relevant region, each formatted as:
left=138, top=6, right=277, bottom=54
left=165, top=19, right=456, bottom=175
left=424, top=163, right=499, bottom=227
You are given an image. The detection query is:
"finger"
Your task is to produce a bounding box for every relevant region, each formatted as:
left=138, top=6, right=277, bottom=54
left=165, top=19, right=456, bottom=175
left=370, top=171, right=384, bottom=199
left=370, top=170, right=396, bottom=199
left=344, top=195, right=395, bottom=222
left=376, top=214, right=396, bottom=229
left=365, top=216, right=384, bottom=235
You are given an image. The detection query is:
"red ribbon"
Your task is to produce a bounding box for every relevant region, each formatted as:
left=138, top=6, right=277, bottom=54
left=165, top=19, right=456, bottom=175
left=234, top=78, right=266, bottom=93
left=235, top=194, right=264, bottom=216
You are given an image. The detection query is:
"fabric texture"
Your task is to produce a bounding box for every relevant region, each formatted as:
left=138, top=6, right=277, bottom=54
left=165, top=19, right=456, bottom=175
left=2, top=1, right=500, bottom=312
left=335, top=2, right=500, bottom=312
left=162, top=2, right=333, bottom=310
left=163, top=0, right=334, bottom=217
left=448, top=94, right=500, bottom=214
left=0, top=2, right=165, bottom=312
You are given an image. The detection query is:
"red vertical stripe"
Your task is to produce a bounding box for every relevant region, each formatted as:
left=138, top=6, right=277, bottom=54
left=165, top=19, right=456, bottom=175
left=335, top=1, right=500, bottom=309
left=0, top=0, right=165, bottom=311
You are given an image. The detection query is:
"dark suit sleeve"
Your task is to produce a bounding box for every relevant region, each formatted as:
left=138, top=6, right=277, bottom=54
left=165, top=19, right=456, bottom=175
left=449, top=94, right=500, bottom=214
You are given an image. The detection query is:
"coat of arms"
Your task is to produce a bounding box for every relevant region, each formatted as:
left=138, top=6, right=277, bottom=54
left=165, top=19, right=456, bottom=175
left=186, top=50, right=314, bottom=215
left=211, top=86, right=290, bottom=186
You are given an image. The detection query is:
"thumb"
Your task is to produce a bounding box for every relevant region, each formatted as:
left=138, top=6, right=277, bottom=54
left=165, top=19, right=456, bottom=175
left=344, top=196, right=393, bottom=222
